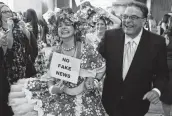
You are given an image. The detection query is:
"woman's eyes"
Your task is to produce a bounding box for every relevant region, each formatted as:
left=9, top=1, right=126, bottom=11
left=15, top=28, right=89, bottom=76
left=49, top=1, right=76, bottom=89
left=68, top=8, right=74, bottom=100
left=97, top=23, right=105, bottom=26
left=58, top=23, right=72, bottom=27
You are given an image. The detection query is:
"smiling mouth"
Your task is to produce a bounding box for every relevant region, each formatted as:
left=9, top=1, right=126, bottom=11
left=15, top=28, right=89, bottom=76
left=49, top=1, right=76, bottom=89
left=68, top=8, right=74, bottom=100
left=61, top=30, right=69, bottom=34
left=125, top=25, right=134, bottom=28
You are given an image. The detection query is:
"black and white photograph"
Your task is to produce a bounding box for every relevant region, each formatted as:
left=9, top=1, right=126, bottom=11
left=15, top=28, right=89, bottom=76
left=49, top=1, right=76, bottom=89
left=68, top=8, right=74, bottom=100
left=0, top=0, right=172, bottom=116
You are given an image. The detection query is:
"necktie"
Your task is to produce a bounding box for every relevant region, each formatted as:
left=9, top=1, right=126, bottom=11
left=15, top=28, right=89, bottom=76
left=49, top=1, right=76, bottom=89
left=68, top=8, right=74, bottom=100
left=123, top=41, right=136, bottom=80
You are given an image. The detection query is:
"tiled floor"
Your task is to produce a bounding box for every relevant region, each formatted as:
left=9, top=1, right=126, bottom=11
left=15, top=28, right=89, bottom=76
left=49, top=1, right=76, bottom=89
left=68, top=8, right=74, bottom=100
left=145, top=102, right=172, bottom=116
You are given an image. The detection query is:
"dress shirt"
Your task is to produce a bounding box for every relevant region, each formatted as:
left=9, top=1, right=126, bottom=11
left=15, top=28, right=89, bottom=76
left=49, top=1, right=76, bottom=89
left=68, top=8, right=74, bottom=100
left=123, top=28, right=161, bottom=96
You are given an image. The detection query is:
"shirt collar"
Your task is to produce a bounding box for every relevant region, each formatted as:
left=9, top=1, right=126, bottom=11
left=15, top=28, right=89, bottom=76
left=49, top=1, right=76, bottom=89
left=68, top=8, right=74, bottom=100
left=125, top=28, right=143, bottom=45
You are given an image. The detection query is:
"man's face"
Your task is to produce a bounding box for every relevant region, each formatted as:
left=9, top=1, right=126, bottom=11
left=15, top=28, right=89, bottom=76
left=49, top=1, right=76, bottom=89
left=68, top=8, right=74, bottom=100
left=122, top=6, right=146, bottom=38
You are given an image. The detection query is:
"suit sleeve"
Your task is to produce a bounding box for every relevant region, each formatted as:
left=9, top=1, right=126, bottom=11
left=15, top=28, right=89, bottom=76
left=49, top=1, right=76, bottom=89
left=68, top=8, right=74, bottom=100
left=0, top=47, right=3, bottom=64
left=153, top=37, right=169, bottom=93
left=97, top=31, right=107, bottom=59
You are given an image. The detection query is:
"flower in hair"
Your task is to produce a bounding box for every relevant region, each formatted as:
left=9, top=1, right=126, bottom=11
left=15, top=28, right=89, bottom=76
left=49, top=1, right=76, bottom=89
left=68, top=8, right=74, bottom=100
left=58, top=8, right=78, bottom=23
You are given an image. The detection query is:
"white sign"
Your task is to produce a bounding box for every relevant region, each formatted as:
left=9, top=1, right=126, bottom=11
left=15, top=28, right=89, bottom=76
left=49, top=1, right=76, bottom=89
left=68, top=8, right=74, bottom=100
left=50, top=52, right=81, bottom=84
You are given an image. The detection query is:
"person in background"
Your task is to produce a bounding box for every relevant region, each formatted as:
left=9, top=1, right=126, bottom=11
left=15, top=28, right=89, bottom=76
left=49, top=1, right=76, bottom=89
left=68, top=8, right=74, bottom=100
left=37, top=19, right=48, bottom=51
left=25, top=9, right=38, bottom=39
left=0, top=2, right=37, bottom=83
left=24, top=9, right=38, bottom=64
left=43, top=13, right=60, bottom=47
left=16, top=11, right=23, bottom=20
left=86, top=15, right=112, bottom=49
left=12, top=12, right=17, bottom=17
left=159, top=14, right=171, bottom=35
left=161, top=16, right=172, bottom=116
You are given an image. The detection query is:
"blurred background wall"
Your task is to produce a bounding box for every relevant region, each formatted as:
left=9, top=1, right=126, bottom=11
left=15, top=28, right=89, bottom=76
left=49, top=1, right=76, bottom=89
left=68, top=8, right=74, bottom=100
left=1, top=0, right=172, bottom=22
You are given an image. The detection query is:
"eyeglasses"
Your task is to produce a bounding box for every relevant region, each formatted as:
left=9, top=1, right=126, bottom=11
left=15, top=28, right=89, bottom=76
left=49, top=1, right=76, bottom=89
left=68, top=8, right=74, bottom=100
left=121, top=15, right=144, bottom=20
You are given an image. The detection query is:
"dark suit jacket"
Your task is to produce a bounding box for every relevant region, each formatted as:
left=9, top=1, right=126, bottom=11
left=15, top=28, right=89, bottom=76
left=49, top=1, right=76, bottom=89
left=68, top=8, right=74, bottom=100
left=99, top=28, right=169, bottom=115
left=160, top=35, right=172, bottom=105
left=0, top=47, right=13, bottom=116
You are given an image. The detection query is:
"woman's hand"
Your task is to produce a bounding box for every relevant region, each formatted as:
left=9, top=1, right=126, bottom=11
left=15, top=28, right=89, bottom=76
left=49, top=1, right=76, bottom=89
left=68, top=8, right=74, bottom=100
left=18, top=21, right=31, bottom=39
left=85, top=78, right=95, bottom=90
left=18, top=20, right=26, bottom=30
left=5, top=18, right=14, bottom=49
left=0, top=31, right=8, bottom=47
left=7, top=18, right=14, bottom=31
left=6, top=29, right=13, bottom=49
left=49, top=81, right=65, bottom=94
left=25, top=23, right=33, bottom=32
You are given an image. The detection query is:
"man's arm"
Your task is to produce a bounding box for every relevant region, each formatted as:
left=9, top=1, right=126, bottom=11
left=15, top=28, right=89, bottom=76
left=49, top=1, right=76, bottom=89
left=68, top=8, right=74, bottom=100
left=153, top=36, right=169, bottom=92
left=97, top=31, right=107, bottom=59
left=143, top=36, right=169, bottom=104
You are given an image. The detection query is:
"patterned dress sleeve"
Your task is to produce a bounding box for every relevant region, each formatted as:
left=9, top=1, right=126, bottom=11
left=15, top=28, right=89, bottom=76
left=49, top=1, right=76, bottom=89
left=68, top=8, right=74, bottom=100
left=4, top=25, right=28, bottom=84
left=81, top=43, right=106, bottom=71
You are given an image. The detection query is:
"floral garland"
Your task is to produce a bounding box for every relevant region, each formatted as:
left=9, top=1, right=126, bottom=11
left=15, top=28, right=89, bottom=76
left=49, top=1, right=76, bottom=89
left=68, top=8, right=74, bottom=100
left=58, top=8, right=78, bottom=24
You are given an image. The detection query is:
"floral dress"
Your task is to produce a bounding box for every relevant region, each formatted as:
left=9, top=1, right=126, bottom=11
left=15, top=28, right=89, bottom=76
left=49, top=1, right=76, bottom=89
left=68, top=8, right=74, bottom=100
left=9, top=42, right=106, bottom=116
left=4, top=24, right=28, bottom=85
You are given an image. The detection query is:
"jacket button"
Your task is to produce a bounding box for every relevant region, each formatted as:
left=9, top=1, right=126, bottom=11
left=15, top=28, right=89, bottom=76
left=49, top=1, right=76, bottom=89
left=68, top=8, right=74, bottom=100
left=121, top=96, right=124, bottom=99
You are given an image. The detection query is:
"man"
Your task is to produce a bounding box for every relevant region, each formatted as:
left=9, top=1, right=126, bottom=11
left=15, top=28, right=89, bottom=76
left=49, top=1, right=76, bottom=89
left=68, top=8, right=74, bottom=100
left=99, top=1, right=169, bottom=116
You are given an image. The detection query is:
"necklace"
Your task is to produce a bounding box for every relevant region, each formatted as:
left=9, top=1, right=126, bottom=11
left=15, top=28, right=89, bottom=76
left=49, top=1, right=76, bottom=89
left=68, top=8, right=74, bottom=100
left=61, top=45, right=77, bottom=57
left=62, top=45, right=75, bottom=51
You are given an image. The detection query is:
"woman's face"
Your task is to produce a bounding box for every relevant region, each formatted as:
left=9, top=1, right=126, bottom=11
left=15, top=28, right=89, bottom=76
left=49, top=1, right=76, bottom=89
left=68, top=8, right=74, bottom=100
left=58, top=20, right=75, bottom=39
left=1, top=7, right=13, bottom=29
left=96, top=19, right=106, bottom=33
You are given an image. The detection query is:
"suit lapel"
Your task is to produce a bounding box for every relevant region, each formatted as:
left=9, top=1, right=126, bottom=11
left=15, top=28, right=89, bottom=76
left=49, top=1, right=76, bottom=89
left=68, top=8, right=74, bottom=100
left=124, top=29, right=150, bottom=81
left=115, top=29, right=125, bottom=82
left=118, top=29, right=125, bottom=64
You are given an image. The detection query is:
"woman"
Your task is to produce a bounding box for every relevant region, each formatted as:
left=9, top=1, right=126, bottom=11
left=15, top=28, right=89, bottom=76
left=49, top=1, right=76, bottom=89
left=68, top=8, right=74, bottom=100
left=86, top=15, right=108, bottom=49
left=161, top=16, right=172, bottom=116
left=0, top=4, right=14, bottom=116
left=24, top=9, right=38, bottom=65
left=0, top=3, right=33, bottom=115
left=9, top=7, right=106, bottom=116
left=4, top=17, right=35, bottom=84
left=25, top=9, right=38, bottom=39
left=85, top=8, right=121, bottom=49
left=1, top=4, right=36, bottom=83
left=159, top=14, right=171, bottom=35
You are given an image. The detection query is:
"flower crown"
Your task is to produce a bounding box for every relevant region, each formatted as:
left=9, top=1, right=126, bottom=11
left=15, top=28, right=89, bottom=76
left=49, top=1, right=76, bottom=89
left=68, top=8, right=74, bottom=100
left=57, top=8, right=87, bottom=39
left=58, top=8, right=78, bottom=24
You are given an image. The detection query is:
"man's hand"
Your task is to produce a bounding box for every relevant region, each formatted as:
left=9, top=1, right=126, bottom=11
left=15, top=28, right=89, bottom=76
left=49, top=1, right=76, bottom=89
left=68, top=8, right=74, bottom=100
left=85, top=78, right=94, bottom=90
left=143, top=90, right=160, bottom=104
